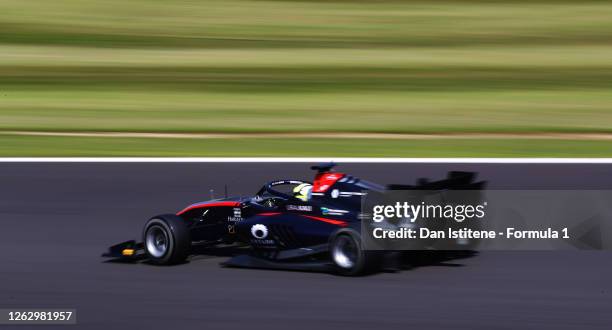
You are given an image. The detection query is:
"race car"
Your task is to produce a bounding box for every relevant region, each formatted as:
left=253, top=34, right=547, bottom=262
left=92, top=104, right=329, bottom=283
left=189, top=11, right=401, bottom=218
left=103, top=163, right=485, bottom=275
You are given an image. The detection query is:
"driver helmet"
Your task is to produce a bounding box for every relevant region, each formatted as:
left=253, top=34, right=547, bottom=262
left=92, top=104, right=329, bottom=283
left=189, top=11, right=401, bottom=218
left=293, top=183, right=312, bottom=202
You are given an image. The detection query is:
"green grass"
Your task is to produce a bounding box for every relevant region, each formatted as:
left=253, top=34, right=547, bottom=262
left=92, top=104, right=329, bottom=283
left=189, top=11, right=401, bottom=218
left=1, top=0, right=612, bottom=155
left=1, top=135, right=611, bottom=157
left=2, top=0, right=612, bottom=49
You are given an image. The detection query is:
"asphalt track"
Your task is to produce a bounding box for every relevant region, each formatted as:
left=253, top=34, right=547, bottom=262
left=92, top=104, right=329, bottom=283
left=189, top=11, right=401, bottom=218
left=1, top=162, right=611, bottom=329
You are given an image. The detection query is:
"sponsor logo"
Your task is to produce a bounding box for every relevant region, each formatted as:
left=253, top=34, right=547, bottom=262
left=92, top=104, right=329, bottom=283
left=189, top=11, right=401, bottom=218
left=251, top=224, right=268, bottom=239
left=325, top=174, right=341, bottom=180
left=228, top=208, right=243, bottom=222
left=339, top=191, right=366, bottom=197
left=270, top=180, right=304, bottom=186
left=321, top=207, right=349, bottom=216
left=287, top=205, right=312, bottom=212
left=249, top=239, right=275, bottom=245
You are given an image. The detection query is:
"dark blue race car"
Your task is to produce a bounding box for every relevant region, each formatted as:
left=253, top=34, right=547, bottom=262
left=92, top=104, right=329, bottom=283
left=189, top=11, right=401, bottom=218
left=104, top=163, right=484, bottom=275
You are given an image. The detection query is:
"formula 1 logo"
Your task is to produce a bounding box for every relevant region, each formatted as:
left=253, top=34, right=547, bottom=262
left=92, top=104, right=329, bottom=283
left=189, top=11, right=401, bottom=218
left=251, top=224, right=268, bottom=239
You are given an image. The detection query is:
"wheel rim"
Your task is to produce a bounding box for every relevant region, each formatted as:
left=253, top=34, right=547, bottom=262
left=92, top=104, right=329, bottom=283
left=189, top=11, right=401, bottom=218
left=332, top=235, right=358, bottom=269
left=146, top=225, right=169, bottom=258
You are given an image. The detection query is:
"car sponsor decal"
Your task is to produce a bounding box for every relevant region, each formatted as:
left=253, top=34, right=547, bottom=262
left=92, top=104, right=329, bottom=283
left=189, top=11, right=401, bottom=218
left=270, top=180, right=306, bottom=186
left=286, top=205, right=312, bottom=212
left=339, top=191, right=366, bottom=197
left=251, top=224, right=269, bottom=239
left=321, top=207, right=349, bottom=216
left=228, top=207, right=243, bottom=222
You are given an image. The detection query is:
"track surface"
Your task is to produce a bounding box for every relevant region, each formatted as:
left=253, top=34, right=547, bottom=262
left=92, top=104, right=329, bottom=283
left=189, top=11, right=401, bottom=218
left=1, top=163, right=611, bottom=329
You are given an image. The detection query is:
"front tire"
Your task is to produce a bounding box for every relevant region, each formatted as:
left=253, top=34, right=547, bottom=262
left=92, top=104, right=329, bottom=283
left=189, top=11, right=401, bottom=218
left=143, top=214, right=190, bottom=265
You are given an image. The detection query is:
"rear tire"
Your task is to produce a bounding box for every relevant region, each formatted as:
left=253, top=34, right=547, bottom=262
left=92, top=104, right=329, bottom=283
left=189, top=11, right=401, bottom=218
left=329, top=230, right=380, bottom=276
left=143, top=214, right=190, bottom=265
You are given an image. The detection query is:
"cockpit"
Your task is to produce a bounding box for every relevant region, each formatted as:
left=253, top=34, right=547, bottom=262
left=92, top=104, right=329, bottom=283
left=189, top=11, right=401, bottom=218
left=249, top=163, right=385, bottom=211
left=251, top=180, right=312, bottom=209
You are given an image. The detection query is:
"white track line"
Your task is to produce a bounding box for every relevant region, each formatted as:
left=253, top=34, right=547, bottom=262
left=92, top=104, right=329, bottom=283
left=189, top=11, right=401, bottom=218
left=0, top=158, right=611, bottom=163
left=4, top=131, right=612, bottom=140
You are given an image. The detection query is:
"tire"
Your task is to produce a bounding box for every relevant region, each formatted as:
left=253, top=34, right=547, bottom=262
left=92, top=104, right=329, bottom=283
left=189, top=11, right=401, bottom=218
left=143, top=214, right=191, bottom=265
left=329, top=229, right=380, bottom=276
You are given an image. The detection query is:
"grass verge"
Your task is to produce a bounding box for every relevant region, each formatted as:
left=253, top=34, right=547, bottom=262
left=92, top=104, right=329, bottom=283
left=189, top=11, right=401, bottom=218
left=0, top=135, right=610, bottom=157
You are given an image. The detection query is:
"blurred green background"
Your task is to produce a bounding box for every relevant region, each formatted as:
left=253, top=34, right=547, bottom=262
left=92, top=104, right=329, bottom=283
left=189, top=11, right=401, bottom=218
left=1, top=0, right=611, bottom=156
